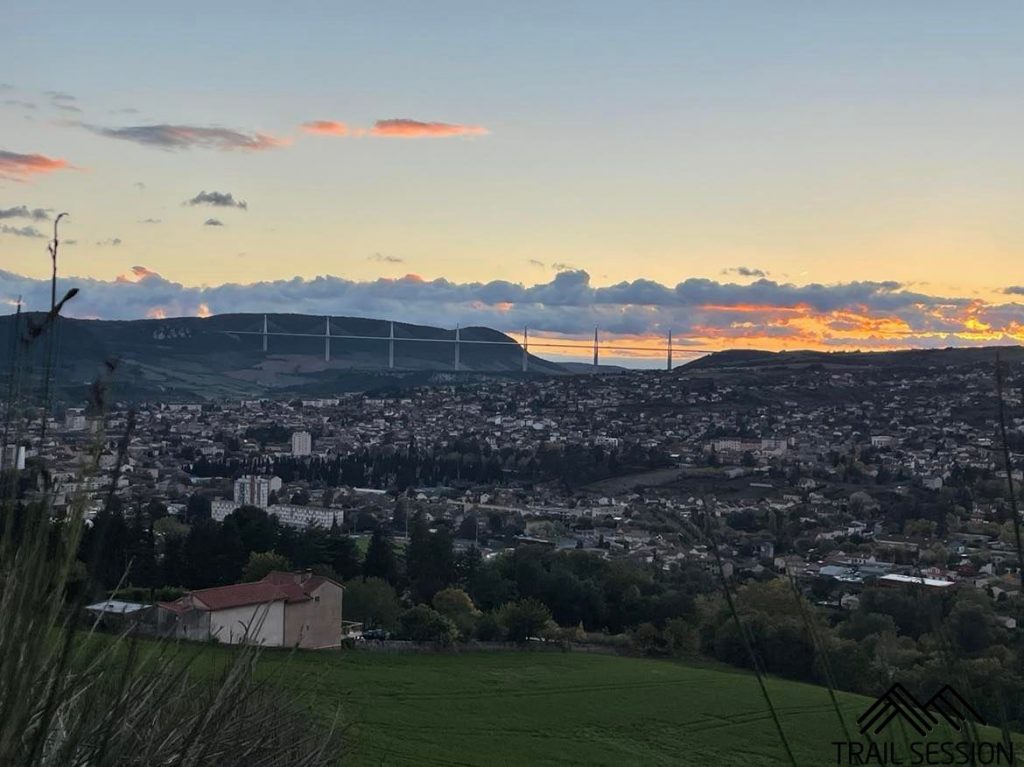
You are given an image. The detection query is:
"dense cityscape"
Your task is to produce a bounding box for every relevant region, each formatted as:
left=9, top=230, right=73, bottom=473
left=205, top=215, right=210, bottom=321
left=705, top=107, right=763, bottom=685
left=21, top=356, right=1024, bottom=600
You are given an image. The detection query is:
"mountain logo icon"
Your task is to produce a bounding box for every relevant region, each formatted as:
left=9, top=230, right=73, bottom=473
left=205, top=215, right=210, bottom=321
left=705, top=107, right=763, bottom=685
left=857, top=684, right=985, bottom=737
left=924, top=686, right=985, bottom=732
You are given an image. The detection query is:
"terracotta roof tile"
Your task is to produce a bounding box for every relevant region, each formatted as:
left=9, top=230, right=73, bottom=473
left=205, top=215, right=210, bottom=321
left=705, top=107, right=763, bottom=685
left=189, top=581, right=309, bottom=611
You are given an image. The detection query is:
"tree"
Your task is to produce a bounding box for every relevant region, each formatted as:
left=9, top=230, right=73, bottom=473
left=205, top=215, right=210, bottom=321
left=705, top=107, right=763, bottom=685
left=947, top=594, right=994, bottom=655
left=185, top=493, right=212, bottom=523
left=455, top=545, right=482, bottom=587
left=126, top=513, right=158, bottom=588
left=282, top=525, right=329, bottom=569
left=632, top=622, right=667, bottom=655
left=145, top=499, right=169, bottom=521
left=161, top=531, right=187, bottom=588
left=344, top=578, right=401, bottom=631
left=242, top=551, right=291, bottom=582
left=406, top=515, right=432, bottom=586
left=432, top=587, right=480, bottom=638
left=182, top=518, right=220, bottom=588
left=154, top=515, right=189, bottom=539
left=215, top=517, right=248, bottom=586
left=469, top=561, right=517, bottom=611
left=399, top=605, right=457, bottom=645
left=391, top=498, right=408, bottom=532
left=82, top=509, right=132, bottom=590
left=838, top=612, right=897, bottom=643
left=362, top=527, right=398, bottom=585
left=456, top=514, right=479, bottom=541
left=406, top=515, right=455, bottom=602
left=326, top=531, right=362, bottom=580
left=226, top=505, right=279, bottom=555
left=495, top=598, right=552, bottom=644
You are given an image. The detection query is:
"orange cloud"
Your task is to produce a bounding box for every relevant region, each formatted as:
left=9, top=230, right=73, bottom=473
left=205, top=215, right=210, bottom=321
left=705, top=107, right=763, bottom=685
left=197, top=302, right=212, bottom=318
left=146, top=307, right=167, bottom=319
left=301, top=120, right=350, bottom=136
left=370, top=119, right=488, bottom=138
left=116, top=265, right=158, bottom=284
left=700, top=303, right=810, bottom=314
left=0, top=150, right=72, bottom=180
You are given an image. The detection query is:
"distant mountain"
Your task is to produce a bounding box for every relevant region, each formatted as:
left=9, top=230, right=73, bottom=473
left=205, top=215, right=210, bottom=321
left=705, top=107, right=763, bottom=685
left=559, top=362, right=629, bottom=374
left=681, top=346, right=1024, bottom=371
left=0, top=312, right=566, bottom=402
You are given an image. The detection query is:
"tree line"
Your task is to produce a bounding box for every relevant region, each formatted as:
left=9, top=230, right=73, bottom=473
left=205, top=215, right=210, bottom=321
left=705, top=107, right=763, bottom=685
left=72, top=493, right=1024, bottom=730
left=186, top=440, right=671, bottom=491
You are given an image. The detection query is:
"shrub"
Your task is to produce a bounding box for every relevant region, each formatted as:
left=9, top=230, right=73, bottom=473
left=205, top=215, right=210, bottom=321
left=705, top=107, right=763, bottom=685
left=399, top=605, right=458, bottom=645
left=432, top=587, right=480, bottom=639
left=495, top=598, right=553, bottom=644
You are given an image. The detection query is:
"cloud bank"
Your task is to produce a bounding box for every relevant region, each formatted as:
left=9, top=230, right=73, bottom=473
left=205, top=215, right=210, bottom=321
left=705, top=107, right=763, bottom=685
left=2, top=269, right=1022, bottom=353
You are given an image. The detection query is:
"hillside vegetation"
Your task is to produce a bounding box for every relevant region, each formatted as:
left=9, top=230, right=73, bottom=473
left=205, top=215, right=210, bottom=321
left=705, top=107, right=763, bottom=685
left=191, top=648, right=1020, bottom=766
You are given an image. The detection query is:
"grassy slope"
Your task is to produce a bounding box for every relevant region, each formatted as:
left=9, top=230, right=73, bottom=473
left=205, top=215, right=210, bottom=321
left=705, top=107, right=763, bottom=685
left=191, top=648, right=1021, bottom=767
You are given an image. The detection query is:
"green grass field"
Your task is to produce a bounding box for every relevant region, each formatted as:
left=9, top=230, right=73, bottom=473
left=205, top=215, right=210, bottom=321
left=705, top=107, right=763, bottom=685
left=187, top=648, right=1022, bottom=766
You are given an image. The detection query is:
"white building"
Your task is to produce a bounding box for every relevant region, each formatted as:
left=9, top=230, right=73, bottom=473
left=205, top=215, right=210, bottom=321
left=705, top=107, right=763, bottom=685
left=268, top=503, right=343, bottom=529
left=158, top=571, right=345, bottom=648
left=233, top=475, right=272, bottom=509
left=211, top=498, right=343, bottom=530
left=65, top=408, right=87, bottom=431
left=291, top=430, right=312, bottom=456
left=211, top=499, right=235, bottom=521
left=2, top=444, right=26, bottom=471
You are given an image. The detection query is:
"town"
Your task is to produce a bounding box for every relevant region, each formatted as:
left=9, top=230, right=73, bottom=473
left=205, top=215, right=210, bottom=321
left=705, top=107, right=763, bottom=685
left=13, top=353, right=1024, bottom=622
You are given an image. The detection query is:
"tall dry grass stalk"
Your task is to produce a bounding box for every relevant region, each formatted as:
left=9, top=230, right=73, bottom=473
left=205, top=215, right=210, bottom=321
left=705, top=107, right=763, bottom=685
left=995, top=353, right=1023, bottom=592
left=785, top=572, right=853, bottom=743
left=0, top=236, right=341, bottom=766
left=686, top=510, right=798, bottom=766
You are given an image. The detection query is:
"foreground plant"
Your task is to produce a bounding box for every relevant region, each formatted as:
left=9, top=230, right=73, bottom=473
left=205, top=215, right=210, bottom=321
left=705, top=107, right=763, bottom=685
left=0, top=220, right=340, bottom=766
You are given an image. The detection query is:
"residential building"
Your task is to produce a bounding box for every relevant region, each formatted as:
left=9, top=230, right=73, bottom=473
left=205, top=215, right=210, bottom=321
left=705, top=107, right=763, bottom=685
left=158, top=570, right=344, bottom=648
left=291, top=430, right=312, bottom=456
left=234, top=474, right=271, bottom=508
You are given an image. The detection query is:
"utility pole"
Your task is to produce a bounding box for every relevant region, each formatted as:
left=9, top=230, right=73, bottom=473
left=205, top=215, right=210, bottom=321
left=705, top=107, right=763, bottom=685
left=593, top=326, right=599, bottom=368
left=667, top=330, right=673, bottom=371
left=388, top=321, right=395, bottom=369
left=324, top=316, right=331, bottom=362
left=454, top=324, right=461, bottom=371
left=522, top=326, right=529, bottom=372
left=262, top=314, right=268, bottom=352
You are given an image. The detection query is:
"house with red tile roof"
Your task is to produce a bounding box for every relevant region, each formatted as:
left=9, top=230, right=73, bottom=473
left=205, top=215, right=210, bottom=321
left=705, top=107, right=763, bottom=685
left=158, top=570, right=344, bottom=648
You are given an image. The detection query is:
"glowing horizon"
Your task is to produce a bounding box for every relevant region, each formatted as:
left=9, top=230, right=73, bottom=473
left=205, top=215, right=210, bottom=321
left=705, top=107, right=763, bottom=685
left=2, top=267, right=1022, bottom=363
left=3, top=2, right=1024, bottom=360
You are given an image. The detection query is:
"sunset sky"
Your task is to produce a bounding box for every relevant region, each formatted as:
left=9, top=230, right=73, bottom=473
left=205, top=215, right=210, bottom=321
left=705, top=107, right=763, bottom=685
left=3, top=1, right=1024, bottom=362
